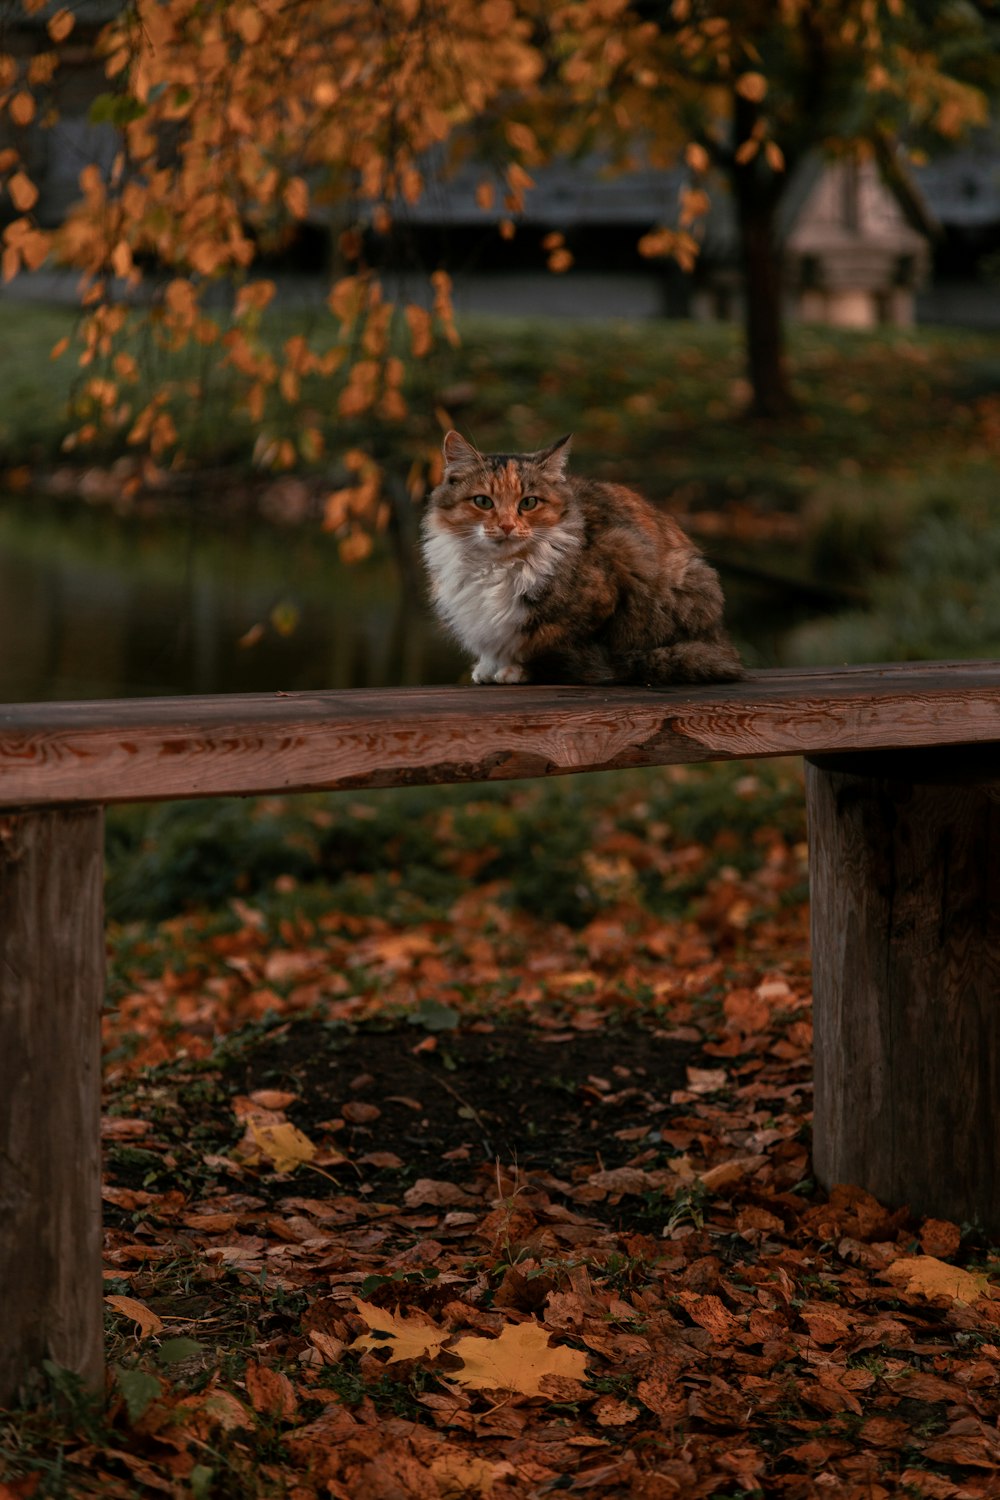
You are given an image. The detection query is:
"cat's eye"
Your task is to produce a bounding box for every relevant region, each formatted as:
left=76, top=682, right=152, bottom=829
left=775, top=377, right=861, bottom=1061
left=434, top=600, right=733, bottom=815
left=471, top=495, right=494, bottom=510
left=519, top=495, right=540, bottom=512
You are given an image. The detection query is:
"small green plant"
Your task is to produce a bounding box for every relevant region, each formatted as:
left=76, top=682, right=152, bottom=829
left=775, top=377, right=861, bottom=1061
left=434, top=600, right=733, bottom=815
left=663, top=1183, right=709, bottom=1236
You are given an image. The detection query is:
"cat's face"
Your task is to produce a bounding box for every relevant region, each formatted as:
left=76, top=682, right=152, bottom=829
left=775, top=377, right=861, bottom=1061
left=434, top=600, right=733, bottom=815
left=427, top=432, right=574, bottom=556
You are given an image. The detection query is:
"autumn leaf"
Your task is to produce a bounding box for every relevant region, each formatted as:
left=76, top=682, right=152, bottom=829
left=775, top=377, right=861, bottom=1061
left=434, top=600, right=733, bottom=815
left=448, top=1321, right=588, bottom=1397
left=8, top=91, right=35, bottom=127
left=282, top=176, right=309, bottom=219
left=685, top=1065, right=728, bottom=1095
left=593, top=1395, right=641, bottom=1426
left=46, top=7, right=75, bottom=42
left=918, top=1218, right=962, bottom=1260
left=349, top=1299, right=452, bottom=1364
left=7, top=172, right=39, bottom=213
left=176, top=1386, right=255, bottom=1437
left=308, top=1329, right=348, bottom=1365
left=247, top=1088, right=299, bottom=1111
left=882, top=1255, right=991, bottom=1304
left=735, top=71, right=768, bottom=101
left=403, top=1177, right=479, bottom=1207
left=427, top=1451, right=504, bottom=1496
left=244, top=1361, right=298, bottom=1419
left=247, top=1119, right=318, bottom=1172
left=104, top=1294, right=164, bottom=1340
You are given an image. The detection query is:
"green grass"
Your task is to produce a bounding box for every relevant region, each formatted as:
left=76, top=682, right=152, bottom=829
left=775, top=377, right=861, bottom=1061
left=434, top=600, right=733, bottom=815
left=2, top=296, right=999, bottom=494
left=788, top=484, right=1000, bottom=663
left=104, top=759, right=807, bottom=928
left=0, top=302, right=83, bottom=463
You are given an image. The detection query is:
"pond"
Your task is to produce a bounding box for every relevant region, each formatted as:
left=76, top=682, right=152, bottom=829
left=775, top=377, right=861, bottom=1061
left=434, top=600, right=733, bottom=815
left=0, top=493, right=822, bottom=703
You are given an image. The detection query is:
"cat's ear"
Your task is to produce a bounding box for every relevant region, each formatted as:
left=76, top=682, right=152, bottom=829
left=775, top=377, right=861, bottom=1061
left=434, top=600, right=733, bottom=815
left=536, top=434, right=572, bottom=478
left=442, top=430, right=482, bottom=470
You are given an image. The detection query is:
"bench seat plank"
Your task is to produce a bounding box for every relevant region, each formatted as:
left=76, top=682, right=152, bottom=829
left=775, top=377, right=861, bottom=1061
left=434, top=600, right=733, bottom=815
left=2, top=662, right=1000, bottom=808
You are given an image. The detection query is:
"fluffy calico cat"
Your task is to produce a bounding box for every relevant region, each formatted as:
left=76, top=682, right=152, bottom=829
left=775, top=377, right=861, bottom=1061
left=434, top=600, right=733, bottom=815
left=422, top=431, right=742, bottom=686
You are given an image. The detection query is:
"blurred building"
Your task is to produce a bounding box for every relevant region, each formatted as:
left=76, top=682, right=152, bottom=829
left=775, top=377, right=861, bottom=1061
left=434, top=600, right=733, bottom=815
left=3, top=2, right=1000, bottom=327
left=388, top=149, right=932, bottom=329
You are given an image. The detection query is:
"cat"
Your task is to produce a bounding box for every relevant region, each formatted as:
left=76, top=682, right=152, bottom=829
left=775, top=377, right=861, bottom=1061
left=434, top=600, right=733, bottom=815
left=421, top=430, right=743, bottom=686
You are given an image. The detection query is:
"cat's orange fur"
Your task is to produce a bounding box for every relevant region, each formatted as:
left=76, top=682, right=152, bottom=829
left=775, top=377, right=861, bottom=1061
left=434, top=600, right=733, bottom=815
left=422, top=431, right=743, bottom=686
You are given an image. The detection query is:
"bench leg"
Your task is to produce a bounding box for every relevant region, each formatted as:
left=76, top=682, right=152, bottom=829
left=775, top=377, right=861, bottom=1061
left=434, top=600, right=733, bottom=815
left=806, top=755, right=1000, bottom=1230
left=0, top=807, right=105, bottom=1404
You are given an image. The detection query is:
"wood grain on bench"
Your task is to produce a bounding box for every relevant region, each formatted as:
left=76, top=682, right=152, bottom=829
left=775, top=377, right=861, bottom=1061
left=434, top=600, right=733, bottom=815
left=2, top=661, right=1000, bottom=808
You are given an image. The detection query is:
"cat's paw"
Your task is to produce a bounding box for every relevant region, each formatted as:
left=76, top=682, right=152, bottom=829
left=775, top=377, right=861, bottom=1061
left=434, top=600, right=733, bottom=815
left=471, top=659, right=527, bottom=684
left=493, top=663, right=528, bottom=684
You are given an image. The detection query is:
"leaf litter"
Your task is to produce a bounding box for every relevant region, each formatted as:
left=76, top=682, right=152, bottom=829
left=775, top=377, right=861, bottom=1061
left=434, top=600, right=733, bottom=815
left=6, top=761, right=1000, bottom=1497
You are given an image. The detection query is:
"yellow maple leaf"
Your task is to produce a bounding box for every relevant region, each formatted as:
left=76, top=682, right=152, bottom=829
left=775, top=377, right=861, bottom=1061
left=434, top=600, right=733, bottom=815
left=884, top=1256, right=990, bottom=1304
left=248, top=1119, right=317, bottom=1173
left=349, top=1299, right=452, bottom=1365
left=448, top=1321, right=588, bottom=1397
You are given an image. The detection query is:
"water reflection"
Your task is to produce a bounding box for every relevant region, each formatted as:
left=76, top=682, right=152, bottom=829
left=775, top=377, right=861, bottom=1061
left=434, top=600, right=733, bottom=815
left=0, top=496, right=464, bottom=702
left=1, top=493, right=811, bottom=703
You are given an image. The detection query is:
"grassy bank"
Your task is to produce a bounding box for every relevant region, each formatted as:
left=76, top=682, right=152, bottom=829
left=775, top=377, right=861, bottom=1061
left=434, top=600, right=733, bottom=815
left=4, top=296, right=1000, bottom=662
left=2, top=297, right=999, bottom=491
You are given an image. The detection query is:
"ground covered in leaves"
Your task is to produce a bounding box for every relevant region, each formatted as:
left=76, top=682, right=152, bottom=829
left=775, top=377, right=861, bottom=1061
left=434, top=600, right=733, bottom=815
left=5, top=763, right=1000, bottom=1499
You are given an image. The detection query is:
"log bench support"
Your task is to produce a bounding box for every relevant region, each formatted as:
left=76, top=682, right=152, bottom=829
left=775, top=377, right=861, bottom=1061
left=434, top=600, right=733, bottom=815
left=807, top=751, right=1000, bottom=1228
left=2, top=667, right=1000, bottom=1401
left=0, top=808, right=105, bottom=1402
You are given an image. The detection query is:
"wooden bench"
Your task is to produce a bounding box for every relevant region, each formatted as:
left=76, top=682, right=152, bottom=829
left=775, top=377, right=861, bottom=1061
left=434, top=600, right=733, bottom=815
left=3, top=660, right=1000, bottom=1402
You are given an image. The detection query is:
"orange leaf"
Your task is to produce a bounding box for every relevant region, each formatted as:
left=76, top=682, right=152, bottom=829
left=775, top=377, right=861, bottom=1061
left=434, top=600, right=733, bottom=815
left=8, top=92, right=35, bottom=127
left=883, top=1255, right=990, bottom=1304
left=247, top=1088, right=299, bottom=1111
left=233, top=5, right=265, bottom=44
left=735, top=71, right=767, bottom=102
left=449, top=1321, right=588, bottom=1397
left=283, top=176, right=309, bottom=220
left=7, top=171, right=38, bottom=212
left=349, top=1299, right=451, bottom=1364
left=244, top=1361, right=298, bottom=1419
left=104, top=1294, right=164, bottom=1340
left=47, top=7, right=75, bottom=42
left=919, top=1218, right=962, bottom=1259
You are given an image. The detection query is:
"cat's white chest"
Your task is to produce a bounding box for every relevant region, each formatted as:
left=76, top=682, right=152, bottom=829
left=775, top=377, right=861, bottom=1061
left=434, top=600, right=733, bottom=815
left=423, top=514, right=583, bottom=681
left=421, top=526, right=533, bottom=679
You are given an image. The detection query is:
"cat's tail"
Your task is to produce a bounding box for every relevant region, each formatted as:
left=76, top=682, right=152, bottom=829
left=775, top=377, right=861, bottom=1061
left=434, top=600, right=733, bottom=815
left=639, top=640, right=745, bottom=686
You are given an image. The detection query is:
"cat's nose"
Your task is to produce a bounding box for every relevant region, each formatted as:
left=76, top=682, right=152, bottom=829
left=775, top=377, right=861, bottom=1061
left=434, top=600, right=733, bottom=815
left=499, top=521, right=515, bottom=535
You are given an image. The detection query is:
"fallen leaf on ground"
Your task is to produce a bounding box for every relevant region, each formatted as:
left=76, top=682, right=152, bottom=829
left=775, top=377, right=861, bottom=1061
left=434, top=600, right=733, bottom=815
left=883, top=1255, right=990, bottom=1304
left=448, top=1320, right=588, bottom=1396
left=350, top=1299, right=452, bottom=1364
left=104, top=1295, right=164, bottom=1340
left=175, top=1385, right=255, bottom=1436
left=248, top=1120, right=319, bottom=1172
left=244, top=1361, right=298, bottom=1419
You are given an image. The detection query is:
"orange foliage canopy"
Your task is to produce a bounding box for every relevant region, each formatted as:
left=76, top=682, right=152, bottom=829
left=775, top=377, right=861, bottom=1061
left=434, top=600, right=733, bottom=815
left=0, top=0, right=993, bottom=519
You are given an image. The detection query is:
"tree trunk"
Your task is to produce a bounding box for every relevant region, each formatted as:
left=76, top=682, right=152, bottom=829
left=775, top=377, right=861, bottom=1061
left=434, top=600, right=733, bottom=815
left=730, top=95, right=798, bottom=421
left=737, top=194, right=796, bottom=419
left=806, top=753, right=1000, bottom=1229
left=0, top=807, right=106, bottom=1403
